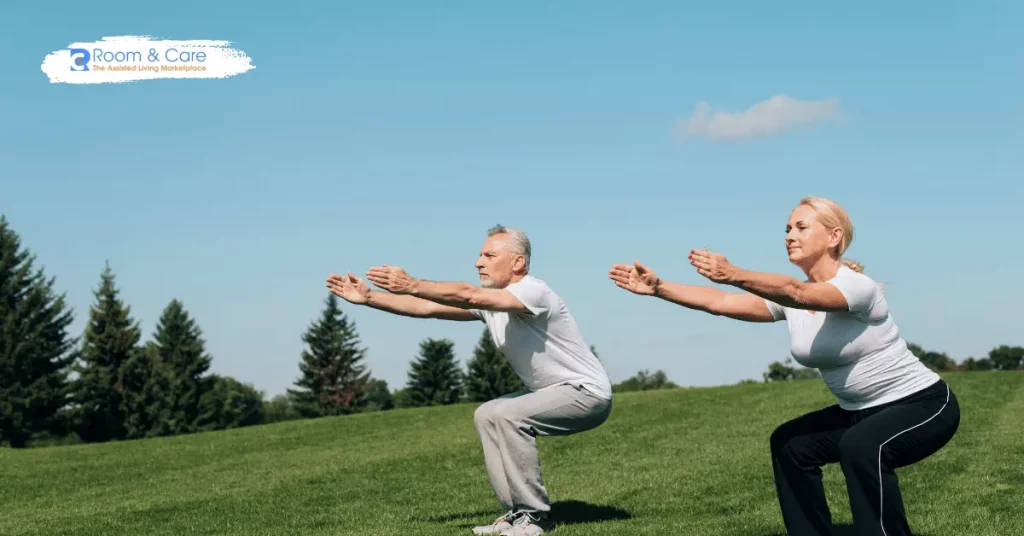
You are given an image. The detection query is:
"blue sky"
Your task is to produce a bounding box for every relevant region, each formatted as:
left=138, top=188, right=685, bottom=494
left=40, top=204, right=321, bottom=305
left=1, top=2, right=1021, bottom=398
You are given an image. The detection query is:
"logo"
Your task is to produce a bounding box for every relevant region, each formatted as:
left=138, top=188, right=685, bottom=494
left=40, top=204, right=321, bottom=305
left=43, top=36, right=254, bottom=85
left=70, top=48, right=90, bottom=71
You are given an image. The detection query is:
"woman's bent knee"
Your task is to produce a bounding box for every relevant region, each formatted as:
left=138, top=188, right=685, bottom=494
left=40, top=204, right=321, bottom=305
left=770, top=423, right=796, bottom=457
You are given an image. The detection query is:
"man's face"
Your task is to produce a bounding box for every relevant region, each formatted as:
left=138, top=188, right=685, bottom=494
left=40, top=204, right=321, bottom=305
left=474, top=234, right=524, bottom=289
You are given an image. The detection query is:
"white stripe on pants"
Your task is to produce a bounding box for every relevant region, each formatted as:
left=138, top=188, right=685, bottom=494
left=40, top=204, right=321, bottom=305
left=473, top=382, right=612, bottom=514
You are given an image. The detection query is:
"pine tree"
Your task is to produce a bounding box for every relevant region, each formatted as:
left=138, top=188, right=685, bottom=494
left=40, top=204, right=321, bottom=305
left=71, top=263, right=142, bottom=443
left=153, top=299, right=213, bottom=434
left=287, top=294, right=370, bottom=417
left=406, top=338, right=462, bottom=407
left=464, top=328, right=523, bottom=402
left=121, top=342, right=173, bottom=439
left=0, top=215, right=77, bottom=448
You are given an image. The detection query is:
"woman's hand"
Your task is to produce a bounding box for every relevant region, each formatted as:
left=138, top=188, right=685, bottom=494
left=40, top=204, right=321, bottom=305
left=608, top=260, right=661, bottom=296
left=689, top=249, right=739, bottom=284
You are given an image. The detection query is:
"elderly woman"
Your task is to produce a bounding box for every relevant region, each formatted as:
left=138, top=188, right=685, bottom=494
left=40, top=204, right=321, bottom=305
left=609, top=196, right=960, bottom=536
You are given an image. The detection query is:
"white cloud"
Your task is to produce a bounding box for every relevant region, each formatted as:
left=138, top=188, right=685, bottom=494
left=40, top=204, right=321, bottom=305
left=679, top=95, right=843, bottom=142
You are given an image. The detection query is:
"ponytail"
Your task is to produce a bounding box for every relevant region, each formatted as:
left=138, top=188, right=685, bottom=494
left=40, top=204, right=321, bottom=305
left=842, top=258, right=885, bottom=291
left=841, top=259, right=864, bottom=274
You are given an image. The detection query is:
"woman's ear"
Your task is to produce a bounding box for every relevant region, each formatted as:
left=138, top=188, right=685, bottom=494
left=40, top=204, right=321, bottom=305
left=829, top=227, right=844, bottom=249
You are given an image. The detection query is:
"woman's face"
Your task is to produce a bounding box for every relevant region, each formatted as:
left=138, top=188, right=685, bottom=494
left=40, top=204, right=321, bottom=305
left=785, top=204, right=841, bottom=267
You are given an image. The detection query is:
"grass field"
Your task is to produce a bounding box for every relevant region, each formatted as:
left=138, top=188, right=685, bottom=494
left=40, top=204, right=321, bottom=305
left=2, top=371, right=1022, bottom=536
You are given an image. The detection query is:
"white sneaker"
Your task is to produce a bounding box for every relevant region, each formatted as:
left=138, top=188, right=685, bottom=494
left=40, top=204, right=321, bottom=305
left=472, top=511, right=519, bottom=535
left=500, top=512, right=555, bottom=535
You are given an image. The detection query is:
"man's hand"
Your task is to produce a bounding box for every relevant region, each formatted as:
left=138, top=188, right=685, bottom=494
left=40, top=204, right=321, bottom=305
left=326, top=272, right=371, bottom=304
left=365, top=265, right=418, bottom=295
left=609, top=260, right=661, bottom=296
left=689, top=249, right=739, bottom=284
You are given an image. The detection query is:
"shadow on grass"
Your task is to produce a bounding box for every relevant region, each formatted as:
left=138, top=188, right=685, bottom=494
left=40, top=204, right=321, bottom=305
left=759, top=523, right=937, bottom=536
left=426, top=500, right=631, bottom=527
left=422, top=510, right=494, bottom=524
left=549, top=500, right=632, bottom=525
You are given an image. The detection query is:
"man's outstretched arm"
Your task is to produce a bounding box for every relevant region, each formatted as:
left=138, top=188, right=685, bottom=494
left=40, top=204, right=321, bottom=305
left=366, top=290, right=480, bottom=321
left=326, top=272, right=479, bottom=321
left=364, top=265, right=531, bottom=314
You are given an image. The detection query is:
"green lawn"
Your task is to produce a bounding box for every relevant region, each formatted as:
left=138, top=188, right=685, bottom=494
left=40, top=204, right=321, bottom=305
left=2, top=372, right=1022, bottom=536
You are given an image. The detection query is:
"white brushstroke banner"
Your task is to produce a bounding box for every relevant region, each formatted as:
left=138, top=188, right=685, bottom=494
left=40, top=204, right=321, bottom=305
left=41, top=35, right=255, bottom=84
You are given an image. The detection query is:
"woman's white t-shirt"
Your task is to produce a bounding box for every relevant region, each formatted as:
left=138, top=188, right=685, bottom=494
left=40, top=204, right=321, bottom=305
left=764, top=266, right=939, bottom=410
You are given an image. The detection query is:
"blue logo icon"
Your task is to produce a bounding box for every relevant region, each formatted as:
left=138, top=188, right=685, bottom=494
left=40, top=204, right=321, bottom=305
left=70, top=48, right=90, bottom=71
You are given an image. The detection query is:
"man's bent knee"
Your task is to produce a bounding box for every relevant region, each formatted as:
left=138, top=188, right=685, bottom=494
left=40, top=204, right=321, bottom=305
left=474, top=400, right=502, bottom=430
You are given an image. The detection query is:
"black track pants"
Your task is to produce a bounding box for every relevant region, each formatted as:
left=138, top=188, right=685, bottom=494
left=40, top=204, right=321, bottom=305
left=770, top=379, right=960, bottom=536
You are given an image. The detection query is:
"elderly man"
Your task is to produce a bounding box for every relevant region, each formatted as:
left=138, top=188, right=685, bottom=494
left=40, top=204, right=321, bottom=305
left=326, top=225, right=613, bottom=536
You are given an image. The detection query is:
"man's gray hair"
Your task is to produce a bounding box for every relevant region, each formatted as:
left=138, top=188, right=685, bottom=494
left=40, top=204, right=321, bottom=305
left=487, top=224, right=531, bottom=272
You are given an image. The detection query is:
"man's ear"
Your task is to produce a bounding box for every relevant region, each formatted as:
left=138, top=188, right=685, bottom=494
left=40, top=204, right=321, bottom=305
left=513, top=255, right=526, bottom=274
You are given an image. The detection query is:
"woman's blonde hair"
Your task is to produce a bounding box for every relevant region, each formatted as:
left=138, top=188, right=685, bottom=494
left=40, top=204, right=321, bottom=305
left=798, top=196, right=864, bottom=273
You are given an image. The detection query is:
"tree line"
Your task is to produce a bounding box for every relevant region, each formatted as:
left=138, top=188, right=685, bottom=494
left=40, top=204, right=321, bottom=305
left=761, top=342, right=1024, bottom=383
left=2, top=214, right=1020, bottom=447
left=1, top=213, right=540, bottom=447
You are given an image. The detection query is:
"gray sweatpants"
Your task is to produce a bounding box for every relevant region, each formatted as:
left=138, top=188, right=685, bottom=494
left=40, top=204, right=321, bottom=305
left=473, top=382, right=612, bottom=515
